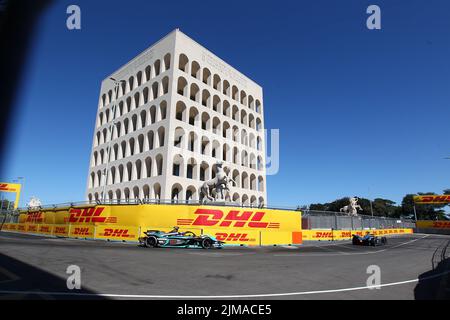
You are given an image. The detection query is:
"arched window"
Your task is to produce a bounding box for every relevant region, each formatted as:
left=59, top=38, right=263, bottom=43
left=179, top=54, right=189, bottom=72
left=175, top=101, right=187, bottom=122
left=191, top=61, right=200, bottom=79
left=157, top=126, right=165, bottom=147
left=190, top=83, right=200, bottom=102
left=163, top=53, right=171, bottom=72
left=189, top=107, right=199, bottom=126
left=172, top=154, right=184, bottom=177
left=177, top=77, right=188, bottom=96
left=202, top=68, right=211, bottom=85
left=154, top=59, right=161, bottom=77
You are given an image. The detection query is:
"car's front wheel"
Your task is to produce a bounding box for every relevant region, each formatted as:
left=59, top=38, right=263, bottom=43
left=146, top=236, right=158, bottom=248
left=201, top=238, right=213, bottom=249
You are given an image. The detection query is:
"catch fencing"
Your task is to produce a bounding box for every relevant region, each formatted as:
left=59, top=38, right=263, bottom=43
left=302, top=210, right=416, bottom=230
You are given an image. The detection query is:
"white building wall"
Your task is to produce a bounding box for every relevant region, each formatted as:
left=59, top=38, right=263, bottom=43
left=85, top=29, right=267, bottom=206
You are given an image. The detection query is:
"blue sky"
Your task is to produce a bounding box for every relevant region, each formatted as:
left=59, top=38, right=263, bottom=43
left=2, top=0, right=449, bottom=208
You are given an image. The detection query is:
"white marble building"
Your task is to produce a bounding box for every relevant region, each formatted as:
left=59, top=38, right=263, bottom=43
left=85, top=29, right=267, bottom=206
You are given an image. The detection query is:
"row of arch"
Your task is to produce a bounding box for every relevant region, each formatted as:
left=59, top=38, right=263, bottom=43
left=94, top=101, right=167, bottom=147
left=88, top=184, right=265, bottom=206
left=89, top=154, right=164, bottom=188
left=178, top=54, right=262, bottom=114
left=92, top=128, right=166, bottom=166
left=93, top=129, right=263, bottom=171
left=175, top=82, right=262, bottom=131
left=90, top=154, right=264, bottom=192
left=173, top=130, right=264, bottom=169
left=171, top=155, right=265, bottom=191
left=97, top=81, right=169, bottom=128
left=174, top=102, right=263, bottom=149
left=100, top=53, right=171, bottom=108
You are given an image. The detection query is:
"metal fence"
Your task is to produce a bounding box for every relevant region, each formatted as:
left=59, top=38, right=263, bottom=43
left=302, top=210, right=416, bottom=230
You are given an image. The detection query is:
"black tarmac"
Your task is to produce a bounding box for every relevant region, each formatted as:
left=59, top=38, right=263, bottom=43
left=0, top=231, right=449, bottom=299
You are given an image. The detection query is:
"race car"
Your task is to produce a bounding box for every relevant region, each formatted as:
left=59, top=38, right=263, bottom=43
left=352, top=232, right=387, bottom=246
left=138, top=227, right=224, bottom=249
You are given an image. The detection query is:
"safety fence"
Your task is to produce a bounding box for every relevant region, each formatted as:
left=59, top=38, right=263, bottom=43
left=302, top=210, right=416, bottom=230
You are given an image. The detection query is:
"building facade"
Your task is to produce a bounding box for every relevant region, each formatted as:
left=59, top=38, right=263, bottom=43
left=85, top=29, right=267, bottom=206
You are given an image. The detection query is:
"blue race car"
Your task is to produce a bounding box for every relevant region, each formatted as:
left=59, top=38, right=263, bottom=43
left=352, top=232, right=387, bottom=246
left=138, top=226, right=224, bottom=249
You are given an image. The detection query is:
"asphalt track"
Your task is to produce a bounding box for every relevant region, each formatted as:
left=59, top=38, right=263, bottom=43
left=0, top=231, right=449, bottom=300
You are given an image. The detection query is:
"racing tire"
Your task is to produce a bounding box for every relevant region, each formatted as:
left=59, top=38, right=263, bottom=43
left=146, top=236, right=158, bottom=248
left=201, top=238, right=213, bottom=249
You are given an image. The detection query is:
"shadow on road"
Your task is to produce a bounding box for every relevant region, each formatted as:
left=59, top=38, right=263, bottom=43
left=0, top=253, right=106, bottom=300
left=414, top=240, right=450, bottom=300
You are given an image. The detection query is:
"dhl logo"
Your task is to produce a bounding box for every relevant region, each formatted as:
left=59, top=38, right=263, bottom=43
left=25, top=212, right=44, bottom=223
left=339, top=231, right=351, bottom=237
left=215, top=232, right=254, bottom=242
left=39, top=226, right=51, bottom=233
left=28, top=225, right=38, bottom=232
left=73, top=227, right=91, bottom=236
left=18, top=225, right=26, bottom=231
left=414, top=195, right=450, bottom=204
left=54, top=227, right=68, bottom=234
left=102, top=228, right=131, bottom=238
left=432, top=221, right=450, bottom=229
left=177, top=209, right=280, bottom=229
left=0, top=183, right=17, bottom=192
left=69, top=207, right=113, bottom=223
left=315, top=231, right=333, bottom=238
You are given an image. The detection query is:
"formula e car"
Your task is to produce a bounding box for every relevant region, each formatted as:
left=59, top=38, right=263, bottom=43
left=138, top=227, right=224, bottom=249
left=352, top=233, right=387, bottom=246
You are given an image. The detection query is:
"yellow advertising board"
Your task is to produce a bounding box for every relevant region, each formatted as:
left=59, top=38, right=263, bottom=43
left=69, top=225, right=95, bottom=238
left=413, top=195, right=450, bottom=204
left=416, top=220, right=450, bottom=229
left=53, top=225, right=70, bottom=237
left=302, top=228, right=413, bottom=241
left=13, top=204, right=303, bottom=245
left=0, top=182, right=21, bottom=209
left=38, top=224, right=53, bottom=235
left=26, top=224, right=39, bottom=233
left=95, top=225, right=140, bottom=241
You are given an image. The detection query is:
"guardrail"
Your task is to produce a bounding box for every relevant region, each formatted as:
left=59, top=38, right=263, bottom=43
left=302, top=210, right=416, bottom=230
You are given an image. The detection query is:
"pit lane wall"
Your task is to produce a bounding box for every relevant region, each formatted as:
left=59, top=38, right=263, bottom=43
left=415, top=220, right=450, bottom=235
left=302, top=228, right=413, bottom=241
left=1, top=204, right=303, bottom=246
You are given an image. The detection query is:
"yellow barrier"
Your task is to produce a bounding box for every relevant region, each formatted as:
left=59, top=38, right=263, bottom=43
left=416, top=220, right=450, bottom=229
left=96, top=225, right=139, bottom=241
left=53, top=225, right=70, bottom=237
left=10, top=204, right=303, bottom=245
left=69, top=225, right=95, bottom=238
left=302, top=228, right=413, bottom=241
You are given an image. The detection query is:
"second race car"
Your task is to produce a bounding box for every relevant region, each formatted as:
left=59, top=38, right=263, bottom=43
left=138, top=226, right=224, bottom=249
left=352, top=232, right=387, bottom=246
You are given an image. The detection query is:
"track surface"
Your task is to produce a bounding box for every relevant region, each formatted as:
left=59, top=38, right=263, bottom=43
left=0, top=232, right=449, bottom=299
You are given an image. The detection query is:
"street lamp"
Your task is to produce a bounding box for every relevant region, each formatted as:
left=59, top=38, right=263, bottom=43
left=101, top=78, right=126, bottom=203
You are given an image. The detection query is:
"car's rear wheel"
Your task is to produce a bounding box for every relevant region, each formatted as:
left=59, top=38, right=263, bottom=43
left=201, top=238, right=213, bottom=249
left=146, top=236, right=158, bottom=248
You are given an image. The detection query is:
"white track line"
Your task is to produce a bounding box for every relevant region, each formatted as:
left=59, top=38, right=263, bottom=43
left=0, top=269, right=449, bottom=299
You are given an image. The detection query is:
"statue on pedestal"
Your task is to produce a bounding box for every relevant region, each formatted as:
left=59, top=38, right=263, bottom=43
left=340, top=196, right=363, bottom=216
left=199, top=162, right=236, bottom=204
